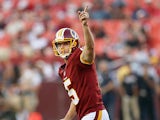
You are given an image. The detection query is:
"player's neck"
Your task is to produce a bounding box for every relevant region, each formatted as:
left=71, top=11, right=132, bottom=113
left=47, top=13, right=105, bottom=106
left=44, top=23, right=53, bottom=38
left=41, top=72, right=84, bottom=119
left=64, top=59, right=67, bottom=63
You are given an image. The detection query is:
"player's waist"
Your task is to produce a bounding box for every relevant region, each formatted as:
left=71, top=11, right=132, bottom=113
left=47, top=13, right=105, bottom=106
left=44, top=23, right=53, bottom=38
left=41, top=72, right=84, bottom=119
left=78, top=104, right=105, bottom=119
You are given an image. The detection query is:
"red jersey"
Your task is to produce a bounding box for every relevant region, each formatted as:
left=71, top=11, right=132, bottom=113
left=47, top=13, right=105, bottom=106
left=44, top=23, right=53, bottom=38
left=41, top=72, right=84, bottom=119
left=59, top=48, right=105, bottom=119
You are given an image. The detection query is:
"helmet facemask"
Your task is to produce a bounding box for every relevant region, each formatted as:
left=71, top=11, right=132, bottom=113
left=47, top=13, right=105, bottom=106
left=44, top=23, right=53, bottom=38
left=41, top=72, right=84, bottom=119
left=53, top=39, right=78, bottom=59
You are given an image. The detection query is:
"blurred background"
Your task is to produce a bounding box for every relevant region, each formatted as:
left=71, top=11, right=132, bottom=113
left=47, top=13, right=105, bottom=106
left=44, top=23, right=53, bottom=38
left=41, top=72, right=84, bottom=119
left=0, top=0, right=160, bottom=120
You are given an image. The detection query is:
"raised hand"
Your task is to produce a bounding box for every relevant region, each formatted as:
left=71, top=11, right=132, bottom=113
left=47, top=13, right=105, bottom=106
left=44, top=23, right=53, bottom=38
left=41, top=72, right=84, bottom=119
left=78, top=6, right=89, bottom=26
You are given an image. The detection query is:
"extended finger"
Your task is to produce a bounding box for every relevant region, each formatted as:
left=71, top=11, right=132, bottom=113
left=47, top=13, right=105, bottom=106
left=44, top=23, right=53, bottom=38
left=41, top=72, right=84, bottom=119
left=84, top=6, right=88, bottom=12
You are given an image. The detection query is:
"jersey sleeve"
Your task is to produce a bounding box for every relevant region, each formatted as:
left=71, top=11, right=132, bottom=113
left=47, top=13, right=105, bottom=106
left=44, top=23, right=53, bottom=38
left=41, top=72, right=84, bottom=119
left=76, top=48, right=93, bottom=70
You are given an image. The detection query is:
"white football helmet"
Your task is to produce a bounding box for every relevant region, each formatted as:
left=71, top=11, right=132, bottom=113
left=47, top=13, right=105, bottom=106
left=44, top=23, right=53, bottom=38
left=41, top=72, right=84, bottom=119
left=52, top=28, right=80, bottom=59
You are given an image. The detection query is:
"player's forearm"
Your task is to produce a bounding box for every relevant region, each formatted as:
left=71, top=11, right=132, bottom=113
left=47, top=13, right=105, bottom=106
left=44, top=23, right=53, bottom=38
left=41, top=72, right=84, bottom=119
left=81, top=24, right=95, bottom=63
left=82, top=24, right=94, bottom=51
left=63, top=102, right=76, bottom=120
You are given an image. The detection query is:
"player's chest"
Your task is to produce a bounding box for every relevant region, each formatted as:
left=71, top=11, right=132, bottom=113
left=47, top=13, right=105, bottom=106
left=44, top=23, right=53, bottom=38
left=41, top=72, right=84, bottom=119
left=62, top=63, right=78, bottom=80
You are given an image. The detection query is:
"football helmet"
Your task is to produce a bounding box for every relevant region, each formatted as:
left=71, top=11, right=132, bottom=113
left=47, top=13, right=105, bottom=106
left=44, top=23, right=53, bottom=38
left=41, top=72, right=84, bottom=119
left=52, top=28, right=79, bottom=59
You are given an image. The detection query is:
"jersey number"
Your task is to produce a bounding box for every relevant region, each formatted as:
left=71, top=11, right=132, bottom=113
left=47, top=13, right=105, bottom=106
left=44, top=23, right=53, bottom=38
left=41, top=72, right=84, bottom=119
left=63, top=78, right=79, bottom=105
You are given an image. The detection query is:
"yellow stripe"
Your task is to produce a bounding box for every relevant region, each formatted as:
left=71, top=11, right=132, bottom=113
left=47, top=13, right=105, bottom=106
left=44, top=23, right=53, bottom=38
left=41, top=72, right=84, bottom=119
left=58, top=29, right=64, bottom=37
left=97, top=110, right=102, bottom=120
left=80, top=54, right=94, bottom=65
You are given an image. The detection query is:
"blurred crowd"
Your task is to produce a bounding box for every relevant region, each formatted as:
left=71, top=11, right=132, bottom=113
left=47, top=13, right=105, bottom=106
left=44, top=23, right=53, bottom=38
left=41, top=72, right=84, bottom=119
left=0, top=0, right=160, bottom=120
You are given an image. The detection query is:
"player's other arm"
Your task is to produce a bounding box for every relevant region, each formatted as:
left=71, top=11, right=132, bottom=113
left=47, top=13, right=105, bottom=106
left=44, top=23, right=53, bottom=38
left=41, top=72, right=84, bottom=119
left=78, top=6, right=95, bottom=64
left=60, top=102, right=76, bottom=120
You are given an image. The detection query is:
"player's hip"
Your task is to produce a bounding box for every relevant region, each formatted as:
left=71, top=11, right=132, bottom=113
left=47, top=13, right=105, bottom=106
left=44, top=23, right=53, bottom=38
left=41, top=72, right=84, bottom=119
left=81, top=109, right=110, bottom=120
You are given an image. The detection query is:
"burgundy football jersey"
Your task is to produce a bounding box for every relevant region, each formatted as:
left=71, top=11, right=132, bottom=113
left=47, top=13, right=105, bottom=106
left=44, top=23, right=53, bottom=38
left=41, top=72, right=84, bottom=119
left=59, top=48, right=105, bottom=119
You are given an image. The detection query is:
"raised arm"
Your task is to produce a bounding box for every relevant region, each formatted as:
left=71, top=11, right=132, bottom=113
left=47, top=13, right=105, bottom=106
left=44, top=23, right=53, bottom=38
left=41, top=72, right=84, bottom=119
left=78, top=6, right=95, bottom=64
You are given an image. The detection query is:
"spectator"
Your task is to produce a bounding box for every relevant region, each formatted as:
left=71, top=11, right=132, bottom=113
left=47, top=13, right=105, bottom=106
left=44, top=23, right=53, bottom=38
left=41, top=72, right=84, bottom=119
left=110, top=0, right=126, bottom=19
left=5, top=61, right=42, bottom=120
left=137, top=62, right=157, bottom=120
left=90, top=0, right=111, bottom=19
left=0, top=83, right=16, bottom=120
left=117, top=63, right=140, bottom=120
left=132, top=2, right=149, bottom=20
left=97, top=60, right=117, bottom=120
left=91, top=22, right=107, bottom=39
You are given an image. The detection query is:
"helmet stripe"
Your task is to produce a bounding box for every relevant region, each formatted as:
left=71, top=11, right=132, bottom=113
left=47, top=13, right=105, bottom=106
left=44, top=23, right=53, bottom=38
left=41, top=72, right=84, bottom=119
left=57, top=28, right=65, bottom=38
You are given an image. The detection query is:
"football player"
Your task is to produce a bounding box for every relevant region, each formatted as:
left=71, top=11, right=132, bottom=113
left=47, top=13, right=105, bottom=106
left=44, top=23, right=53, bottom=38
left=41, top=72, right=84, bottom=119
left=52, top=6, right=110, bottom=120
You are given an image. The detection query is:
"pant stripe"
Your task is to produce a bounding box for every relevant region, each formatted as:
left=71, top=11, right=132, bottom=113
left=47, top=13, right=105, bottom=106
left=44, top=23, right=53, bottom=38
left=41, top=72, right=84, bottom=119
left=94, top=110, right=102, bottom=120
